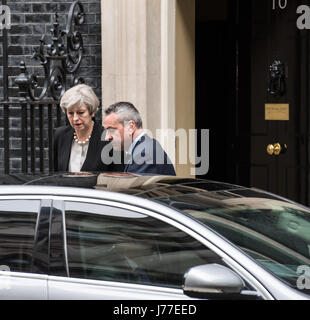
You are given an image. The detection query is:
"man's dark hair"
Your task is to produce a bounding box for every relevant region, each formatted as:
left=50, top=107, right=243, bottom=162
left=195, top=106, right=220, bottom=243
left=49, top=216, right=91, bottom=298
left=104, top=101, right=143, bottom=128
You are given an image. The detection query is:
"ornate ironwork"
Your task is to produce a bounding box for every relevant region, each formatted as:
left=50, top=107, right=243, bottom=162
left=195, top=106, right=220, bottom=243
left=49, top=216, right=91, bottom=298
left=15, top=1, right=85, bottom=101
left=268, top=60, right=286, bottom=96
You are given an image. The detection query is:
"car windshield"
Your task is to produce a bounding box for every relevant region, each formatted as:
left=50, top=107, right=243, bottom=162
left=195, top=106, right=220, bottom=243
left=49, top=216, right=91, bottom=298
left=157, top=191, right=310, bottom=294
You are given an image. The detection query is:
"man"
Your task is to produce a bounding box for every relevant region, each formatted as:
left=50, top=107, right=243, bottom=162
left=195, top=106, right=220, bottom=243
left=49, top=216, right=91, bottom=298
left=103, top=102, right=176, bottom=175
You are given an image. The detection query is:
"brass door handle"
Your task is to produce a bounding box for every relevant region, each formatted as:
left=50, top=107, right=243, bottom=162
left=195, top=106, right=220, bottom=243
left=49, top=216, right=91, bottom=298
left=267, top=143, right=287, bottom=156
left=267, top=144, right=274, bottom=155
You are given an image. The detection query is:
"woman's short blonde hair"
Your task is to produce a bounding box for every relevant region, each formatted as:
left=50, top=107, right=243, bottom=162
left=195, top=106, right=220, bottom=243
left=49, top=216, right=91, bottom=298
left=60, top=84, right=100, bottom=114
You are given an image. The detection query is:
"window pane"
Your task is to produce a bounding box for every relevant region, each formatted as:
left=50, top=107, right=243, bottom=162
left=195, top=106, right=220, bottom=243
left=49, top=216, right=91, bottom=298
left=65, top=202, right=223, bottom=288
left=0, top=200, right=39, bottom=273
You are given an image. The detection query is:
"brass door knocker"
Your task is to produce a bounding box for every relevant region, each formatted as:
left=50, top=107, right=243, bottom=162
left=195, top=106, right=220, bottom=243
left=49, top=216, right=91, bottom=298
left=268, top=60, right=286, bottom=96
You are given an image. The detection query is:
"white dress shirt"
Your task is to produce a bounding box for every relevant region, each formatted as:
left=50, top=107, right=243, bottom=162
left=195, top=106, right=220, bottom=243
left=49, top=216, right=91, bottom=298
left=68, top=140, right=90, bottom=172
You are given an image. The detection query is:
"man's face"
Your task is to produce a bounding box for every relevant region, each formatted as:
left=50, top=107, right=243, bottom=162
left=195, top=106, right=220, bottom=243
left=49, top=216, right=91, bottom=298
left=103, top=113, right=132, bottom=151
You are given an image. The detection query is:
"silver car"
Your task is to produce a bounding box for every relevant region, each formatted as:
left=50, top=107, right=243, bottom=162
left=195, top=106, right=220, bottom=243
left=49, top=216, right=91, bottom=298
left=0, top=172, right=309, bottom=300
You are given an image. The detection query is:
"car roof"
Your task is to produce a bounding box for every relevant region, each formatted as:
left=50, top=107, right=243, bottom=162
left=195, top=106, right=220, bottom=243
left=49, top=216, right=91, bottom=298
left=0, top=172, right=289, bottom=204
left=0, top=172, right=242, bottom=195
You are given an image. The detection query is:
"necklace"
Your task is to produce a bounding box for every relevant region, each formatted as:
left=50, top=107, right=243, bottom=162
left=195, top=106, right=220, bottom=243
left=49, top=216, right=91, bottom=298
left=74, top=121, right=94, bottom=145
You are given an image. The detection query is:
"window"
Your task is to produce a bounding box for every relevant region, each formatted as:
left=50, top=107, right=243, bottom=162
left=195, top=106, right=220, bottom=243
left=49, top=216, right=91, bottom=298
left=165, top=193, right=310, bottom=293
left=0, top=200, right=39, bottom=273
left=65, top=201, right=223, bottom=288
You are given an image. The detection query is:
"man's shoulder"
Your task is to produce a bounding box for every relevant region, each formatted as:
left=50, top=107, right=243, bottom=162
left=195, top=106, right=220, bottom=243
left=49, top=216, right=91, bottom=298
left=135, top=134, right=167, bottom=151
left=137, top=134, right=157, bottom=145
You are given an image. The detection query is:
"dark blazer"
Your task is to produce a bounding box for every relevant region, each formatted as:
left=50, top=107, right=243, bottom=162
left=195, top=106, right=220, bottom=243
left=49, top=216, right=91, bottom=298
left=124, top=134, right=176, bottom=176
left=53, top=121, right=124, bottom=172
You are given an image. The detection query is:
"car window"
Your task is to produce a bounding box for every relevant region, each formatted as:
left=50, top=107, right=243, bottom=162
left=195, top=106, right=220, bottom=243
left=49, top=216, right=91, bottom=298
left=65, top=201, right=224, bottom=288
left=0, top=200, right=39, bottom=273
left=161, top=193, right=310, bottom=294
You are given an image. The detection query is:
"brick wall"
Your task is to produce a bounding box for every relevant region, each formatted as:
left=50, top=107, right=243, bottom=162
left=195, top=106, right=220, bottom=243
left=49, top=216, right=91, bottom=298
left=0, top=0, right=102, bottom=172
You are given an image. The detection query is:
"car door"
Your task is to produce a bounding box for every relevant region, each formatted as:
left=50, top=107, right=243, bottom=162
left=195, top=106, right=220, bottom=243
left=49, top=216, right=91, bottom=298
left=0, top=197, right=50, bottom=299
left=47, top=197, right=260, bottom=300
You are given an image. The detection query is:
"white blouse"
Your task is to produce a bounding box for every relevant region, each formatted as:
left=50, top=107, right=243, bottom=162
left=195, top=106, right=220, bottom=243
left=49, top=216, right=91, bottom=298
left=68, top=140, right=90, bottom=172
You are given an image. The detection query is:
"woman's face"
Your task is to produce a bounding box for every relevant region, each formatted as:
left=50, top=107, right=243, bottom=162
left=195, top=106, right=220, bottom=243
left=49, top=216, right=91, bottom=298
left=66, top=104, right=94, bottom=133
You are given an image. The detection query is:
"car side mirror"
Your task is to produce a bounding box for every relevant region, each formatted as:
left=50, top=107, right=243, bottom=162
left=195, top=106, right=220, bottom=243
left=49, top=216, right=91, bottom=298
left=183, top=263, right=246, bottom=299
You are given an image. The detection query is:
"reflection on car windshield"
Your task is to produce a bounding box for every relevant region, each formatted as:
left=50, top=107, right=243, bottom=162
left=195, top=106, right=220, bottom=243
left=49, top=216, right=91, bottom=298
left=157, top=193, right=310, bottom=294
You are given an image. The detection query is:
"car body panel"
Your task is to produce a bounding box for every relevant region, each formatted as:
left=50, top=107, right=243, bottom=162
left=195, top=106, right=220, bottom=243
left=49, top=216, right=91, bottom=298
left=47, top=276, right=192, bottom=300
left=0, top=272, right=48, bottom=300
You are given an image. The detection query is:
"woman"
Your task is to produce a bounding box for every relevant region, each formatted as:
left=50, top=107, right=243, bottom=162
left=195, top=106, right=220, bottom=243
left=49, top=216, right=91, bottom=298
left=54, top=84, right=124, bottom=172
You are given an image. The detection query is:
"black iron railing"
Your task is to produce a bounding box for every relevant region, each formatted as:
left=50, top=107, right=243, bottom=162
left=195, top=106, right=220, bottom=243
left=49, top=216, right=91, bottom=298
left=0, top=100, right=66, bottom=173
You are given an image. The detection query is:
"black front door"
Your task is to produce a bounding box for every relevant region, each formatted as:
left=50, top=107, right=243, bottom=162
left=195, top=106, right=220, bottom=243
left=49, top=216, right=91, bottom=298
left=196, top=0, right=310, bottom=205
left=250, top=0, right=310, bottom=205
